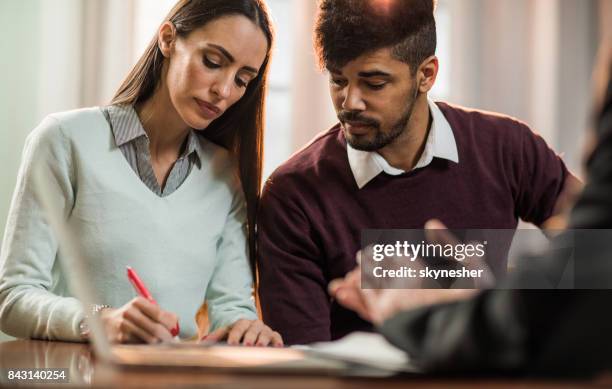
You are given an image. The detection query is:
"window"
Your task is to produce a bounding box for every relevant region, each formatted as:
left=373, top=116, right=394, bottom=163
left=133, top=0, right=176, bottom=64
left=430, top=0, right=451, bottom=101
left=262, top=0, right=294, bottom=179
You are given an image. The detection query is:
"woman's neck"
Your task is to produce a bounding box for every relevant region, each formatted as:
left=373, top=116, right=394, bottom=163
left=135, top=87, right=190, bottom=164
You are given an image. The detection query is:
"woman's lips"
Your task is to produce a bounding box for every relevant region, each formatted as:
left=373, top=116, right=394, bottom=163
left=195, top=98, right=221, bottom=119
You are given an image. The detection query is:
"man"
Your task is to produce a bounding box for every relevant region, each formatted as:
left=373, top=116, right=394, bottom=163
left=257, top=0, right=579, bottom=345
left=330, top=45, right=612, bottom=375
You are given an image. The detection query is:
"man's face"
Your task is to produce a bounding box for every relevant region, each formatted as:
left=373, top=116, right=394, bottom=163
left=328, top=47, right=418, bottom=151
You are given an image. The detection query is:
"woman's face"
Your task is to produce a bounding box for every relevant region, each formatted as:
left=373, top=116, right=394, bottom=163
left=160, top=15, right=268, bottom=130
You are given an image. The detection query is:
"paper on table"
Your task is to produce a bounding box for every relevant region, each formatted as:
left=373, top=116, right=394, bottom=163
left=298, top=332, right=416, bottom=373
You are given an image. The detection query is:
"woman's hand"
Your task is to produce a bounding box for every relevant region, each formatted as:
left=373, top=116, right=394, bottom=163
left=202, top=319, right=283, bottom=347
left=99, top=297, right=178, bottom=344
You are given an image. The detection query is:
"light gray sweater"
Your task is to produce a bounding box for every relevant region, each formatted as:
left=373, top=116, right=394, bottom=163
left=0, top=107, right=257, bottom=341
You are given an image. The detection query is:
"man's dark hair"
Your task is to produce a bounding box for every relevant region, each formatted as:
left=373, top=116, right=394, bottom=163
left=314, top=0, right=437, bottom=74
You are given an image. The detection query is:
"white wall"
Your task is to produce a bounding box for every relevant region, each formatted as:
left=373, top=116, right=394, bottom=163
left=0, top=0, right=45, bottom=343
left=448, top=0, right=600, bottom=173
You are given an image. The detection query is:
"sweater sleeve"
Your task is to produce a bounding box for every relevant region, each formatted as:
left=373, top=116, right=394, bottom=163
left=257, top=180, right=331, bottom=345
left=205, top=179, right=258, bottom=331
left=515, top=123, right=569, bottom=225
left=0, top=115, right=85, bottom=342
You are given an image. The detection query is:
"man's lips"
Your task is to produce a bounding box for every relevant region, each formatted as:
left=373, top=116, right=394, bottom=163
left=343, top=121, right=373, bottom=135
left=195, top=98, right=221, bottom=119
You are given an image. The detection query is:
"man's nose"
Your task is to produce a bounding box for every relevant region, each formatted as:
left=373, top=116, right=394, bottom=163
left=341, top=86, right=366, bottom=111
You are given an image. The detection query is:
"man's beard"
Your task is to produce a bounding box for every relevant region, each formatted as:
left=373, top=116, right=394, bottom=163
left=340, top=84, right=418, bottom=152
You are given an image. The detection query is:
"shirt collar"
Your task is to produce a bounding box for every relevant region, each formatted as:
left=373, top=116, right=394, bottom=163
left=347, top=99, right=459, bottom=189
left=107, top=104, right=203, bottom=161
left=183, top=130, right=203, bottom=161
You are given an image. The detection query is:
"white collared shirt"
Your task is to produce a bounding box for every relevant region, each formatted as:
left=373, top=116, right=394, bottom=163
left=347, top=99, right=459, bottom=189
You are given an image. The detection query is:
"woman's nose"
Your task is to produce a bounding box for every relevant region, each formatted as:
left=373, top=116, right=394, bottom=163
left=210, top=75, right=232, bottom=100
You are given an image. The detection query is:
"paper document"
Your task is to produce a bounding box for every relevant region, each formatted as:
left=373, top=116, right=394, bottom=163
left=299, top=332, right=416, bottom=373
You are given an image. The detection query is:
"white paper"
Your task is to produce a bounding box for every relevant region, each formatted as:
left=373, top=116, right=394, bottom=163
left=298, top=332, right=414, bottom=373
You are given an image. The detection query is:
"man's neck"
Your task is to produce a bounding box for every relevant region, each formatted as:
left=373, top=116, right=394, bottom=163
left=378, top=96, right=432, bottom=171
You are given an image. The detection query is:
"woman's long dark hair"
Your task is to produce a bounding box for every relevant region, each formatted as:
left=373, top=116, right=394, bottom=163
left=111, top=0, right=274, bottom=283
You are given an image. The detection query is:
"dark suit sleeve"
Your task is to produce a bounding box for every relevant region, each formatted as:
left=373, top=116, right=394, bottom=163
left=257, top=181, right=331, bottom=345
left=378, top=80, right=612, bottom=376
left=514, top=123, right=569, bottom=226
left=379, top=289, right=532, bottom=373
left=570, top=79, right=612, bottom=228
left=379, top=287, right=612, bottom=375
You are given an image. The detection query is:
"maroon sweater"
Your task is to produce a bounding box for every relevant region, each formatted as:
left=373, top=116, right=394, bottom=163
left=257, top=102, right=568, bottom=345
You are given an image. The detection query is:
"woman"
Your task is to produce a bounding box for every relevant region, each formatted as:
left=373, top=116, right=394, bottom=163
left=0, top=0, right=282, bottom=346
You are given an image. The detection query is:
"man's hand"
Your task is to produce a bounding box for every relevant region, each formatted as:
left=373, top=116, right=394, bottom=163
left=202, top=319, right=284, bottom=347
left=424, top=219, right=496, bottom=289
left=329, top=219, right=489, bottom=325
left=329, top=268, right=476, bottom=325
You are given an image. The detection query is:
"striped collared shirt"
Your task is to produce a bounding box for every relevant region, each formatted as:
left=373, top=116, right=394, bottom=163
left=103, top=105, right=203, bottom=197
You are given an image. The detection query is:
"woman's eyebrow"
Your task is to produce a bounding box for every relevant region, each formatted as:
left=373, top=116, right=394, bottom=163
left=207, top=43, right=259, bottom=74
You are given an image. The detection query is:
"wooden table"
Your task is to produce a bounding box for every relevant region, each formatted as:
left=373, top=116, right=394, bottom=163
left=0, top=339, right=609, bottom=388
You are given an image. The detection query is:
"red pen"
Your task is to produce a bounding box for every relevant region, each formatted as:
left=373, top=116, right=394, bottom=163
left=126, top=266, right=180, bottom=337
